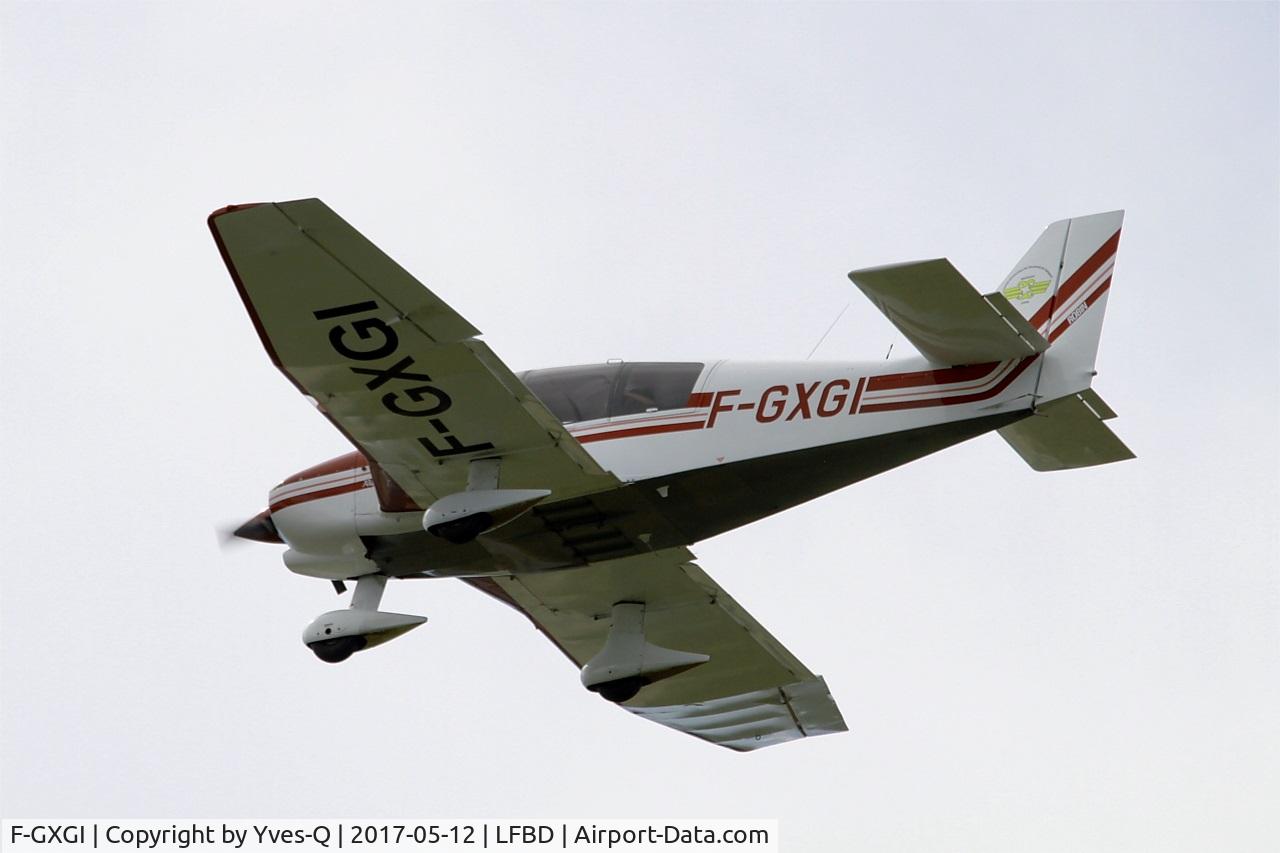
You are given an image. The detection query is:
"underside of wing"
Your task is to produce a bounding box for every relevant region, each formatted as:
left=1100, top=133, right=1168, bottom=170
left=465, top=548, right=847, bottom=751
left=210, top=200, right=617, bottom=509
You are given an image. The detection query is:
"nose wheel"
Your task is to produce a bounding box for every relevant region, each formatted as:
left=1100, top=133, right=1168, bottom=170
left=309, top=635, right=367, bottom=663
left=302, top=574, right=427, bottom=663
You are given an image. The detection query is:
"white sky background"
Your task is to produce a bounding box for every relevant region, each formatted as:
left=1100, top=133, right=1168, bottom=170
left=2, top=2, right=1277, bottom=850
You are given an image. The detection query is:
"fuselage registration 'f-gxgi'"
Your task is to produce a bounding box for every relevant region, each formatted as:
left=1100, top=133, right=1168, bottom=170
left=211, top=201, right=1133, bottom=751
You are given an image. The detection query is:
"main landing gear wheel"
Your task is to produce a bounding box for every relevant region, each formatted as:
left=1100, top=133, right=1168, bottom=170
left=590, top=676, right=648, bottom=704
left=428, top=512, right=493, bottom=545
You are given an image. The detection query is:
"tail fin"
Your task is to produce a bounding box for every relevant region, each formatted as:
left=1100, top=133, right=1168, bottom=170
left=996, top=211, right=1134, bottom=470
left=998, top=210, right=1123, bottom=401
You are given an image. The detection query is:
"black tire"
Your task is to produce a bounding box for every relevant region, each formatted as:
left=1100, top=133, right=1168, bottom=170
left=428, top=512, right=494, bottom=545
left=307, top=635, right=367, bottom=663
left=592, top=676, right=647, bottom=704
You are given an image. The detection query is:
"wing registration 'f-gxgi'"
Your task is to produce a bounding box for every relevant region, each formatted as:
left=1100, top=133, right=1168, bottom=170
left=210, top=200, right=617, bottom=510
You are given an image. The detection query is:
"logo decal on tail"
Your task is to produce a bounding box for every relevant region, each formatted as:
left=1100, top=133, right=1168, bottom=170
left=1001, top=268, right=1053, bottom=303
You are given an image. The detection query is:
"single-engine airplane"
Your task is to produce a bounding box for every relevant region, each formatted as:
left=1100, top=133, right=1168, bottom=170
left=211, top=201, right=1133, bottom=751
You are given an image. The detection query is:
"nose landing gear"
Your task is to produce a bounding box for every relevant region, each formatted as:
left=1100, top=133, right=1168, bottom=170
left=302, top=574, right=427, bottom=663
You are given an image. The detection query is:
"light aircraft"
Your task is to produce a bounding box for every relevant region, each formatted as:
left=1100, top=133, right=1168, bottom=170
left=212, top=201, right=1133, bottom=751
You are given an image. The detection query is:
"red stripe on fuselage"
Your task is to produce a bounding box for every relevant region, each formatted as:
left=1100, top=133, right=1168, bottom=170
left=859, top=356, right=1038, bottom=413
left=569, top=410, right=704, bottom=434
left=867, top=361, right=1000, bottom=392
left=686, top=392, right=713, bottom=408
left=279, top=450, right=368, bottom=486
left=867, top=361, right=1015, bottom=402
left=270, top=480, right=369, bottom=512
left=575, top=420, right=705, bottom=443
left=849, top=376, right=866, bottom=414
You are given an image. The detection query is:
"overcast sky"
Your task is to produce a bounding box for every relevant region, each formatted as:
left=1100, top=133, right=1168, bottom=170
left=2, top=2, right=1277, bottom=851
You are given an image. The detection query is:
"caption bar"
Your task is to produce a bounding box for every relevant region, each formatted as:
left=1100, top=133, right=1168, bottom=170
left=2, top=821, right=777, bottom=852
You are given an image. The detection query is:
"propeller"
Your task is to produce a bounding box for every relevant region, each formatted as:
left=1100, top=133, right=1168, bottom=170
left=214, top=511, right=343, bottom=595
left=215, top=509, right=283, bottom=551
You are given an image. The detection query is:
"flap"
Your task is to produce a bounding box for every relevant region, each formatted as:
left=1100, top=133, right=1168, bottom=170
left=849, top=258, right=1048, bottom=366
left=465, top=547, right=848, bottom=751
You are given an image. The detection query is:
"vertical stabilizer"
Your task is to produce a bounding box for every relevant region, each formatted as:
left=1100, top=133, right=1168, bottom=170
left=997, top=211, right=1123, bottom=402
left=994, top=211, right=1132, bottom=470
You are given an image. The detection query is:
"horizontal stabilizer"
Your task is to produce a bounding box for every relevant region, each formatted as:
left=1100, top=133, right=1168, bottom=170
left=849, top=259, right=1048, bottom=365
left=998, top=393, right=1134, bottom=471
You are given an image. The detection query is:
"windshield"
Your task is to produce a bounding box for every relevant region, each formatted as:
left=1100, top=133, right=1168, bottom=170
left=520, top=362, right=704, bottom=424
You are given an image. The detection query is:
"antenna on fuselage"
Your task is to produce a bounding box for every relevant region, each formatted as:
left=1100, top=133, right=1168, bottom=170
left=885, top=343, right=894, bottom=360
left=806, top=302, right=849, bottom=360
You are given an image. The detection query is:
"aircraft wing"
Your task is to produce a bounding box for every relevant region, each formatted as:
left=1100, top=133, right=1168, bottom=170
left=464, top=547, right=848, bottom=751
left=210, top=199, right=617, bottom=508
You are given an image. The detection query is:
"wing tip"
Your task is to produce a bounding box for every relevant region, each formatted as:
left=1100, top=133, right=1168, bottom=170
left=207, top=202, right=267, bottom=229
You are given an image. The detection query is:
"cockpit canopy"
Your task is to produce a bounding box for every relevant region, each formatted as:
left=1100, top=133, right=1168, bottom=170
left=519, top=362, right=704, bottom=425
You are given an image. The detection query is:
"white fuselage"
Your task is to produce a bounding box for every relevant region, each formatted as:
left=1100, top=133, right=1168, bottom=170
left=267, top=354, right=1042, bottom=577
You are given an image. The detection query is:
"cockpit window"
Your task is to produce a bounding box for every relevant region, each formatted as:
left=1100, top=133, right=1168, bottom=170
left=612, top=362, right=704, bottom=416
left=520, top=364, right=620, bottom=423
left=519, top=362, right=704, bottom=424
